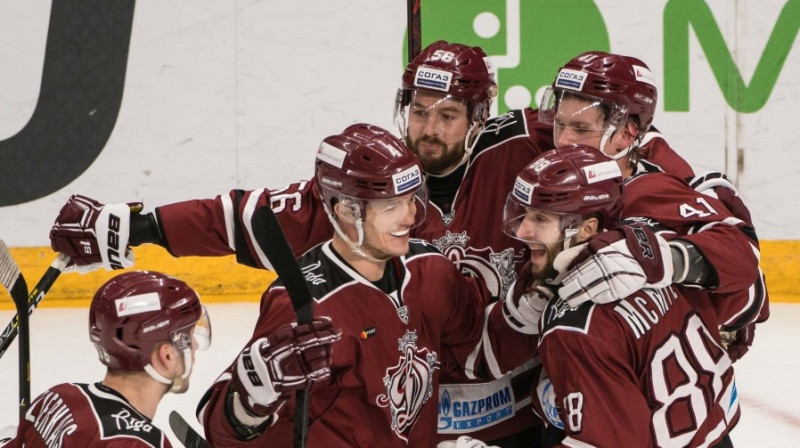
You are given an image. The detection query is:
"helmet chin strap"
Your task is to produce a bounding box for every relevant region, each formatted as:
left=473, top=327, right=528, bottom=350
left=600, top=125, right=641, bottom=162
left=424, top=121, right=481, bottom=179
left=144, top=346, right=193, bottom=393
left=328, top=210, right=391, bottom=263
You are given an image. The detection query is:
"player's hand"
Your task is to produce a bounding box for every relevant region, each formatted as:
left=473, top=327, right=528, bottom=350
left=503, top=282, right=553, bottom=335
left=721, top=323, right=755, bottom=363
left=437, top=436, right=500, bottom=448
left=49, top=195, right=142, bottom=273
left=557, top=224, right=673, bottom=308
left=0, top=425, right=17, bottom=448
left=233, top=317, right=342, bottom=416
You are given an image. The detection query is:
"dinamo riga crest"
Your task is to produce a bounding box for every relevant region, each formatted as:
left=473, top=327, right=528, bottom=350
left=376, top=330, right=439, bottom=442
left=432, top=231, right=520, bottom=299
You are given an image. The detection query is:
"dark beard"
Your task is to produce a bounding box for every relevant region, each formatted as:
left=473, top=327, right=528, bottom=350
left=530, top=245, right=561, bottom=281
left=408, top=136, right=465, bottom=175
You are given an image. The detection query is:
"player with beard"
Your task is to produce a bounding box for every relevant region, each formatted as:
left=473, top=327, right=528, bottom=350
left=46, top=43, right=757, bottom=446
left=496, top=145, right=743, bottom=447
left=1, top=271, right=211, bottom=448
left=537, top=51, right=767, bottom=360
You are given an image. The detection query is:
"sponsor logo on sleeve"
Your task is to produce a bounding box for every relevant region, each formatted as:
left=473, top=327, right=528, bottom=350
left=115, top=292, right=161, bottom=317
left=554, top=69, right=587, bottom=91
left=393, top=165, right=422, bottom=195
left=316, top=142, right=347, bottom=169
left=414, top=67, right=453, bottom=92
left=512, top=178, right=534, bottom=205
left=582, top=160, right=622, bottom=184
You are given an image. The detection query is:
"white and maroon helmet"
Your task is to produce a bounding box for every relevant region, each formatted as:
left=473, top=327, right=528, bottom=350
left=89, top=271, right=210, bottom=389
left=394, top=41, right=498, bottom=152
left=315, top=123, right=428, bottom=259
left=503, top=144, right=624, bottom=245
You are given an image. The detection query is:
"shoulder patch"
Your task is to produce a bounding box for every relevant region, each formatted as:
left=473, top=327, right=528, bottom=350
left=540, top=298, right=595, bottom=337
left=271, top=244, right=350, bottom=301
left=405, top=239, right=444, bottom=258
left=472, top=109, right=530, bottom=156
left=82, top=383, right=165, bottom=448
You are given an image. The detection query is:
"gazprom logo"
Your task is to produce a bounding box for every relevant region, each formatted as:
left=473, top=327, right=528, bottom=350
left=513, top=178, right=534, bottom=205
left=393, top=165, right=422, bottom=194
left=414, top=67, right=453, bottom=92
left=554, top=68, right=587, bottom=91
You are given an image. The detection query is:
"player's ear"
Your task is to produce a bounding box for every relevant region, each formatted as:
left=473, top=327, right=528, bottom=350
left=576, top=216, right=599, bottom=242
left=151, top=342, right=176, bottom=372
left=618, top=120, right=639, bottom=147
left=334, top=202, right=358, bottom=224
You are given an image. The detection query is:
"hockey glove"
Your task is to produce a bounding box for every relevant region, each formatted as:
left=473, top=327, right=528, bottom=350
left=720, top=323, right=755, bottom=363
left=232, top=317, right=342, bottom=418
left=502, top=281, right=553, bottom=335
left=436, top=436, right=500, bottom=448
left=557, top=224, right=674, bottom=308
left=49, top=195, right=142, bottom=272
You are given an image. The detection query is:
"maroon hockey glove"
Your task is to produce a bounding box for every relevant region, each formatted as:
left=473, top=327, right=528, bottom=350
left=49, top=195, right=142, bottom=272
left=721, top=323, right=755, bottom=363
left=233, top=317, right=342, bottom=417
left=556, top=224, right=673, bottom=308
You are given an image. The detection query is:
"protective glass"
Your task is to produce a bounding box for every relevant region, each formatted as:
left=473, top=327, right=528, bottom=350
left=539, top=88, right=629, bottom=140
left=501, top=195, right=582, bottom=246
left=171, top=306, right=212, bottom=352
left=394, top=89, right=470, bottom=140
left=348, top=185, right=429, bottom=232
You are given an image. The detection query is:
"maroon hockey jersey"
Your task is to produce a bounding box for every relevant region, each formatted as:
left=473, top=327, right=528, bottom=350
left=537, top=286, right=740, bottom=447
left=155, top=109, right=718, bottom=441
left=622, top=171, right=766, bottom=327
left=6, top=383, right=171, bottom=448
left=199, top=240, right=495, bottom=447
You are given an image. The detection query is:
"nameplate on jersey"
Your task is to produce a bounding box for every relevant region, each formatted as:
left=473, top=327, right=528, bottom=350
left=437, top=376, right=515, bottom=434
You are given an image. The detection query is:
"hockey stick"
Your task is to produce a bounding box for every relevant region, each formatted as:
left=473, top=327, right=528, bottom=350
left=407, top=0, right=422, bottom=63
left=0, top=251, right=70, bottom=360
left=252, top=206, right=313, bottom=448
left=168, top=411, right=209, bottom=448
left=0, top=240, right=30, bottom=418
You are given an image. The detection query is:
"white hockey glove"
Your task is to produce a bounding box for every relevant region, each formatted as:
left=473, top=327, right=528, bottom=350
left=556, top=224, right=674, bottom=308
left=232, top=317, right=342, bottom=419
left=0, top=425, right=17, bottom=448
left=437, top=436, right=500, bottom=448
left=49, top=195, right=140, bottom=273
left=502, top=282, right=553, bottom=335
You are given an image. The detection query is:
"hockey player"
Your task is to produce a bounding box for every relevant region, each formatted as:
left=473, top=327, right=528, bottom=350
left=48, top=41, right=551, bottom=446
left=501, top=145, right=741, bottom=447
left=1, top=271, right=212, bottom=448
left=46, top=43, right=755, bottom=446
left=197, top=123, right=506, bottom=447
left=537, top=51, right=767, bottom=357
